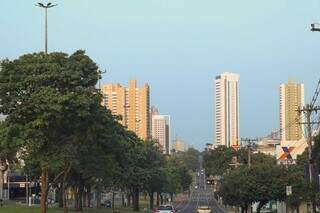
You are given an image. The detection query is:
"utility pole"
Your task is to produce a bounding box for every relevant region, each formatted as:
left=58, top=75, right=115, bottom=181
left=248, top=147, right=251, bottom=168
left=26, top=174, right=29, bottom=206
left=98, top=69, right=107, bottom=90
left=7, top=167, right=9, bottom=202
left=241, top=138, right=258, bottom=213
left=35, top=4, right=57, bottom=213
left=241, top=138, right=258, bottom=168
left=298, top=104, right=320, bottom=213
left=229, top=156, right=242, bottom=169
left=298, top=104, right=320, bottom=182
left=36, top=2, right=57, bottom=54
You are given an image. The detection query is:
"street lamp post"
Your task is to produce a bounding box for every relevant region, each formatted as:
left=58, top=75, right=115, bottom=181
left=311, top=23, right=320, bottom=32
left=241, top=138, right=258, bottom=213
left=36, top=2, right=57, bottom=54
left=307, top=26, right=320, bottom=213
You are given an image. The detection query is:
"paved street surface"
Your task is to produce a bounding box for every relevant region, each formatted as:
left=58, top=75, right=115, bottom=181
left=173, top=157, right=225, bottom=213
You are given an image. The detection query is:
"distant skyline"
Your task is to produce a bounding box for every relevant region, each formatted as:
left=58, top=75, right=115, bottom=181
left=1, top=0, right=320, bottom=150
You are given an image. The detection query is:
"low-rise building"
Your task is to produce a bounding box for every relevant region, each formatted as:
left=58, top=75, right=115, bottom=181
left=276, top=138, right=307, bottom=164
left=256, top=138, right=280, bottom=157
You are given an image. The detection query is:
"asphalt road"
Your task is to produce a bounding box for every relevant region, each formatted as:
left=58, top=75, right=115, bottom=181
left=174, top=157, right=225, bottom=213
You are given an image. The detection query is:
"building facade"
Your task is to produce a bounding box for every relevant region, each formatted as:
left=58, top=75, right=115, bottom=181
left=152, top=114, right=171, bottom=154
left=256, top=138, right=280, bottom=157
left=280, top=79, right=305, bottom=141
left=277, top=79, right=306, bottom=164
left=214, top=72, right=240, bottom=147
left=172, top=139, right=188, bottom=152
left=102, top=80, right=150, bottom=140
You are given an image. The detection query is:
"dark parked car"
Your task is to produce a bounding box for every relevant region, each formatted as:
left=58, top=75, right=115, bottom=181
left=102, top=200, right=112, bottom=208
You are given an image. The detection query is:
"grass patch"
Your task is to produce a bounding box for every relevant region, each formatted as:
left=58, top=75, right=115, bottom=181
left=0, top=203, right=150, bottom=213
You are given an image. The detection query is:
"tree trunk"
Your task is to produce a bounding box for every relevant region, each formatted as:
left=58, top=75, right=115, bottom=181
left=58, top=184, right=63, bottom=208
left=149, top=191, right=154, bottom=210
left=79, top=186, right=83, bottom=211
left=74, top=187, right=79, bottom=211
left=0, top=171, right=4, bottom=201
left=127, top=193, right=131, bottom=207
left=96, top=187, right=101, bottom=209
left=112, top=190, right=115, bottom=212
left=170, top=193, right=173, bottom=203
left=296, top=205, right=300, bottom=213
left=63, top=187, right=68, bottom=213
left=156, top=192, right=160, bottom=206
left=62, top=169, right=69, bottom=213
left=83, top=188, right=87, bottom=208
left=312, top=199, right=316, bottom=213
left=235, top=206, right=239, bottom=213
left=160, top=194, right=163, bottom=205
left=122, top=192, right=125, bottom=207
left=87, top=186, right=91, bottom=208
left=132, top=187, right=140, bottom=212
left=40, top=167, right=49, bottom=213
left=241, top=205, right=248, bottom=213
left=257, top=200, right=268, bottom=213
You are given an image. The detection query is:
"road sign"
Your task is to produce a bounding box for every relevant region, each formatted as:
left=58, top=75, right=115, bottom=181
left=278, top=147, right=294, bottom=161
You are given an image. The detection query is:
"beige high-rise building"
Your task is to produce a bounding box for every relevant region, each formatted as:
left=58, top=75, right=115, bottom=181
left=102, top=84, right=126, bottom=125
left=173, top=139, right=188, bottom=152
left=214, top=72, right=240, bottom=147
left=102, top=80, right=150, bottom=140
left=280, top=79, right=305, bottom=141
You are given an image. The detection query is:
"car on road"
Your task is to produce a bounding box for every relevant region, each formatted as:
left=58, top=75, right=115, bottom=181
left=153, top=204, right=177, bottom=213
left=197, top=206, right=211, bottom=213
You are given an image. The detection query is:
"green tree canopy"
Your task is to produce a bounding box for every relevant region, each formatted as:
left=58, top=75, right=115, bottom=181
left=0, top=51, right=107, bottom=213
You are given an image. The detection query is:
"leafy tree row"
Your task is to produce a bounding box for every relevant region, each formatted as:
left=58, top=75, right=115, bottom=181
left=0, top=51, right=192, bottom=213
left=203, top=138, right=320, bottom=213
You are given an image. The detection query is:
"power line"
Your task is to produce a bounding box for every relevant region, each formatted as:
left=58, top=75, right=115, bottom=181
left=310, top=79, right=320, bottom=108
left=241, top=138, right=259, bottom=168
left=298, top=105, right=320, bottom=183
left=259, top=79, right=320, bottom=141
left=256, top=113, right=306, bottom=142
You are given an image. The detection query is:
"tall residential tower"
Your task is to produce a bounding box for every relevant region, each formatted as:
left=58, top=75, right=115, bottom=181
left=280, top=79, right=305, bottom=141
left=214, top=72, right=240, bottom=147
left=102, top=80, right=150, bottom=140
left=152, top=114, right=171, bottom=154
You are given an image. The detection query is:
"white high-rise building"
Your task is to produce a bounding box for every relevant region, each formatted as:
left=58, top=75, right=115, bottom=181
left=152, top=114, right=171, bottom=154
left=214, top=72, right=240, bottom=147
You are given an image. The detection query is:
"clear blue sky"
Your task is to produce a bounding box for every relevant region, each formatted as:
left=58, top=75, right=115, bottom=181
left=1, top=0, right=320, bottom=150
